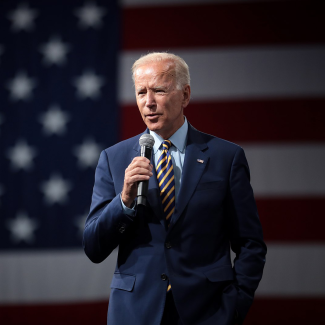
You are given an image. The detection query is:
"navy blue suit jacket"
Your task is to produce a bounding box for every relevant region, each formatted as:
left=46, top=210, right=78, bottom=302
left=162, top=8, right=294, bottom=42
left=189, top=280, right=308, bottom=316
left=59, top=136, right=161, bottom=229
left=83, top=124, right=266, bottom=325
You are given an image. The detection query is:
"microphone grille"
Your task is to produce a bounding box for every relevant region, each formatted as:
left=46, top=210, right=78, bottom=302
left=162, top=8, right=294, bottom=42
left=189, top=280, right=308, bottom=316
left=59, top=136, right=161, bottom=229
left=139, top=134, right=155, bottom=149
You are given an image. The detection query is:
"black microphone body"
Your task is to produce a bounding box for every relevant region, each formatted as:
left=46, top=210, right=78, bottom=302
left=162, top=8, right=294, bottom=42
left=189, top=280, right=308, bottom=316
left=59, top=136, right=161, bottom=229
left=137, top=134, right=155, bottom=206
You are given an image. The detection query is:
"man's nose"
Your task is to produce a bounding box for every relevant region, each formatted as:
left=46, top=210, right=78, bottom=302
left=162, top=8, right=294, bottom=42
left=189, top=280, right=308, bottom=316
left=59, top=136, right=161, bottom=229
left=146, top=92, right=155, bottom=108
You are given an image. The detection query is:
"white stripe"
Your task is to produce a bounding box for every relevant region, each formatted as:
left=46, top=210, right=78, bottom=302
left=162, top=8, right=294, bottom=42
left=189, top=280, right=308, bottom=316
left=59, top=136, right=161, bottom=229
left=119, top=46, right=325, bottom=104
left=0, top=249, right=118, bottom=304
left=255, top=244, right=325, bottom=296
left=1, top=244, right=324, bottom=303
left=242, top=144, right=325, bottom=196
left=122, top=0, right=287, bottom=7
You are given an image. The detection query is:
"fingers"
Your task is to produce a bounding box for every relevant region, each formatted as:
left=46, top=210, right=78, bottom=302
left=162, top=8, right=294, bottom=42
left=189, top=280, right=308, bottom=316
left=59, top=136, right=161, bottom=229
left=126, top=157, right=153, bottom=181
left=121, top=157, right=153, bottom=207
left=129, top=156, right=152, bottom=168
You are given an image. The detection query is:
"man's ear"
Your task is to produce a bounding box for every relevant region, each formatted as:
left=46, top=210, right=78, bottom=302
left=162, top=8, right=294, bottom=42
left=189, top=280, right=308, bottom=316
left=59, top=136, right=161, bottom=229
left=182, top=85, right=191, bottom=108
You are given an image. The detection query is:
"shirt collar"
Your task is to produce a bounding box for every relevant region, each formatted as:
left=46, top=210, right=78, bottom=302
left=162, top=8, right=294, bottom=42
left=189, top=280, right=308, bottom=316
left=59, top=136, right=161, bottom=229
left=150, top=116, right=188, bottom=154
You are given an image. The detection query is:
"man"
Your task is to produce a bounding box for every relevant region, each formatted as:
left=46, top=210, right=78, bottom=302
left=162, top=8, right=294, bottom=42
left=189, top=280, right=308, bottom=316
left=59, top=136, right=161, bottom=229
left=83, top=53, right=266, bottom=325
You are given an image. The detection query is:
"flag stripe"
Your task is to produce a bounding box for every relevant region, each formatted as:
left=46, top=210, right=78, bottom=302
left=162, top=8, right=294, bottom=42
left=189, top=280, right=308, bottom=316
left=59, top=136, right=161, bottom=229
left=122, top=1, right=325, bottom=50
left=121, top=98, right=325, bottom=142
left=1, top=244, right=324, bottom=304
left=257, top=197, right=325, bottom=242
left=0, top=301, right=108, bottom=325
left=187, top=99, right=325, bottom=143
left=0, top=249, right=118, bottom=303
left=243, top=144, right=325, bottom=196
left=246, top=298, right=325, bottom=324
left=119, top=46, right=325, bottom=104
left=122, top=0, right=273, bottom=7
left=1, top=297, right=325, bottom=325
left=255, top=244, right=325, bottom=296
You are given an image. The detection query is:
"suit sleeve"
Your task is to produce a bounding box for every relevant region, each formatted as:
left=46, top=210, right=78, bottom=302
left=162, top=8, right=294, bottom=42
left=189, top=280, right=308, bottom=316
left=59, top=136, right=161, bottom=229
left=83, top=150, right=136, bottom=263
left=226, top=146, right=267, bottom=322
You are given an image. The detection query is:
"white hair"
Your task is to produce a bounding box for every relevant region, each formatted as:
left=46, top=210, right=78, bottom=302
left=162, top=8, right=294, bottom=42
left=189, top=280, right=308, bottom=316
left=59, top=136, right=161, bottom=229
left=132, top=52, right=190, bottom=90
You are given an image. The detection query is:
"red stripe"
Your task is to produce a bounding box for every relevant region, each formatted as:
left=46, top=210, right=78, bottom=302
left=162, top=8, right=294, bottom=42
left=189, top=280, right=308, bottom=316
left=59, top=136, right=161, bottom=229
left=122, top=1, right=325, bottom=50
left=1, top=298, right=325, bottom=324
left=120, top=98, right=325, bottom=143
left=257, top=197, right=325, bottom=242
left=246, top=297, right=325, bottom=324
left=0, top=301, right=108, bottom=325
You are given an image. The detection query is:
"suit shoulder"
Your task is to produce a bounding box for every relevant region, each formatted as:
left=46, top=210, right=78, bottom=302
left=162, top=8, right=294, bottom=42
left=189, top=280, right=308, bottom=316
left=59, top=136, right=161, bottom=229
left=195, top=128, right=242, bottom=154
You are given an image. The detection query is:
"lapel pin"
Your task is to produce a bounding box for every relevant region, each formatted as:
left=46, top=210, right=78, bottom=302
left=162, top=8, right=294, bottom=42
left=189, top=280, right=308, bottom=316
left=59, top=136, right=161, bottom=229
left=197, top=159, right=204, bottom=164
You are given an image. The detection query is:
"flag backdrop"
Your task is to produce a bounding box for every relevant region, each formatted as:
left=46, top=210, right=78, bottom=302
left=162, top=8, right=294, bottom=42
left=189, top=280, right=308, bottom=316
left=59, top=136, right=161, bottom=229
left=0, top=0, right=325, bottom=324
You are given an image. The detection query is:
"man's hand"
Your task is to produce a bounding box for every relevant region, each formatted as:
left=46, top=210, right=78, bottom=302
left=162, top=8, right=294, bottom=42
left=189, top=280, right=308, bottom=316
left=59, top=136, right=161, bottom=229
left=121, top=157, right=153, bottom=207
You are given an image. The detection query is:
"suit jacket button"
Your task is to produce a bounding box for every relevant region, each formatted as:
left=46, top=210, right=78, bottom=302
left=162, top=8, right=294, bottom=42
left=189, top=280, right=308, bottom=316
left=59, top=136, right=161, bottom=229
left=119, top=226, right=125, bottom=233
left=165, top=242, right=172, bottom=249
left=161, top=274, right=168, bottom=281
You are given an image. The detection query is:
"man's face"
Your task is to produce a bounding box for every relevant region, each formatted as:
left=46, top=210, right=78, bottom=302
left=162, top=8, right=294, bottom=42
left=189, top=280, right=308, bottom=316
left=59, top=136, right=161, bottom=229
left=134, top=60, right=190, bottom=140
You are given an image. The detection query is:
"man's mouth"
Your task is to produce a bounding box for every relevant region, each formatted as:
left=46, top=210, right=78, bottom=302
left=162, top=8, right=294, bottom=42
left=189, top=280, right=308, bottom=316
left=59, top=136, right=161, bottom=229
left=146, top=114, right=160, bottom=120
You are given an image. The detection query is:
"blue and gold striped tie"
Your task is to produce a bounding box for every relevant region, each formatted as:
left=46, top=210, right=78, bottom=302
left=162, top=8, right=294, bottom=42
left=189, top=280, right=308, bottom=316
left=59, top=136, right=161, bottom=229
left=156, top=140, right=175, bottom=228
left=156, top=140, right=175, bottom=292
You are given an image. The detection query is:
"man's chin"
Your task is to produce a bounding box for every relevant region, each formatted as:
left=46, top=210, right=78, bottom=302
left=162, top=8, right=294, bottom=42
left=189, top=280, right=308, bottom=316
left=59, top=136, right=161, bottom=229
left=145, top=120, right=161, bottom=131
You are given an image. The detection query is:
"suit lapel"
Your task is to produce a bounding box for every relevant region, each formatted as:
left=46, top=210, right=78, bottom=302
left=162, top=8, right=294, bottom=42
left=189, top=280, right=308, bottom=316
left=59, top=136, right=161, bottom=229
left=168, top=125, right=209, bottom=230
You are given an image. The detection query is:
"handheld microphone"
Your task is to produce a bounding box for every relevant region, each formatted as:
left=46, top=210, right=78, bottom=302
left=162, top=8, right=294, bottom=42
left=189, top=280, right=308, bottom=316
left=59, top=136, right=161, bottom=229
left=137, top=134, right=155, bottom=206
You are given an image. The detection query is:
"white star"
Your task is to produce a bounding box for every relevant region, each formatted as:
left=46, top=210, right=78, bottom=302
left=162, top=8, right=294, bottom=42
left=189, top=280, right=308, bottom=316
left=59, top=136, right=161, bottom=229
left=74, top=138, right=102, bottom=169
left=6, top=71, right=37, bottom=101
left=40, top=174, right=72, bottom=205
left=74, top=2, right=106, bottom=29
left=73, top=70, right=105, bottom=100
left=6, top=139, right=37, bottom=171
left=74, top=212, right=88, bottom=237
left=7, top=3, right=38, bottom=32
left=6, top=211, right=38, bottom=244
left=39, top=104, right=70, bottom=136
left=39, top=36, right=70, bottom=66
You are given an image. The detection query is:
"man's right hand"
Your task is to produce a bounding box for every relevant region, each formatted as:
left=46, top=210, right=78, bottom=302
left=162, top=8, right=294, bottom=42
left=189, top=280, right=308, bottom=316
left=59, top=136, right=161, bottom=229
left=121, top=157, right=153, bottom=208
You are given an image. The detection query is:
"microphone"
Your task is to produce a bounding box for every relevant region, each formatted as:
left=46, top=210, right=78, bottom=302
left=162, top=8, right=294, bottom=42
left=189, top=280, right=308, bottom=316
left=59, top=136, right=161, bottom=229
left=137, top=134, right=155, bottom=206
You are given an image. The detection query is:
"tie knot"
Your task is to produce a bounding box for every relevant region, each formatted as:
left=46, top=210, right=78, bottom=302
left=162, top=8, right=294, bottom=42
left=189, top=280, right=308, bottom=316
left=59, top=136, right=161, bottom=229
left=162, top=140, right=172, bottom=150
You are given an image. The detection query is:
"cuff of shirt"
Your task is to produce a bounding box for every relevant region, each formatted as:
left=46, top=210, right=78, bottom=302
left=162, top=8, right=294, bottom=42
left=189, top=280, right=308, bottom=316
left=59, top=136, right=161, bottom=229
left=120, top=194, right=136, bottom=217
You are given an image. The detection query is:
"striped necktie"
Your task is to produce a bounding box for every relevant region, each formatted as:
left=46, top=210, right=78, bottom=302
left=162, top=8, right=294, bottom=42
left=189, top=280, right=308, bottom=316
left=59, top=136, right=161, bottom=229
left=156, top=140, right=175, bottom=227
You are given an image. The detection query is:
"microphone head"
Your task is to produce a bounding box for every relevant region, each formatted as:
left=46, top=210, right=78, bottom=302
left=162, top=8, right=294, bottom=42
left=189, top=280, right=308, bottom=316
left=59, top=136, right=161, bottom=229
left=139, top=134, right=155, bottom=149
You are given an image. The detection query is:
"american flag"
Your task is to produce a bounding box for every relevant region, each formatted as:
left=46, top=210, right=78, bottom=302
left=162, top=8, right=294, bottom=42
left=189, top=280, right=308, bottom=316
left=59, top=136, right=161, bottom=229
left=0, top=0, right=324, bottom=324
